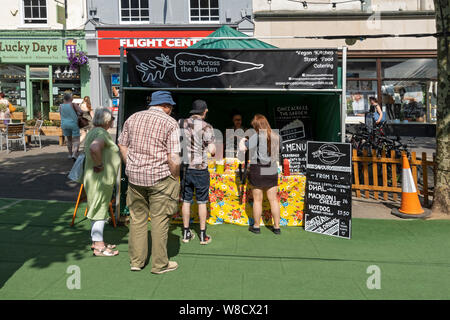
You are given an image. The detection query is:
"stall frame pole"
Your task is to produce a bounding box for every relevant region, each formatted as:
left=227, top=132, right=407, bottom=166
left=341, top=46, right=348, bottom=142
left=114, top=46, right=126, bottom=222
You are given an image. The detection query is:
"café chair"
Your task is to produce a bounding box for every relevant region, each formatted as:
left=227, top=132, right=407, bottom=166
left=31, top=119, right=43, bottom=148
left=4, top=123, right=27, bottom=153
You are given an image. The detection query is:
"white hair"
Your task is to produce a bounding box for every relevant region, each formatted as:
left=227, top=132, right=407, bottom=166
left=92, top=107, right=113, bottom=126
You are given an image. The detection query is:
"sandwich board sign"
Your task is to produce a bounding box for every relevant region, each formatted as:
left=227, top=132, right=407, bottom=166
left=304, top=141, right=352, bottom=239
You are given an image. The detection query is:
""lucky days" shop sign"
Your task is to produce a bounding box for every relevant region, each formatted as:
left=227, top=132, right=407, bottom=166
left=0, top=39, right=84, bottom=64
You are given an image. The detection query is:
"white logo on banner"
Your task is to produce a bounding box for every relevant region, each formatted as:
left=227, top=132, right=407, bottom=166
left=135, top=52, right=264, bottom=83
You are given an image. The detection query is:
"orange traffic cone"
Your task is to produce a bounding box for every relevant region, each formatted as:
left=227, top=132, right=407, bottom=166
left=392, top=154, right=430, bottom=219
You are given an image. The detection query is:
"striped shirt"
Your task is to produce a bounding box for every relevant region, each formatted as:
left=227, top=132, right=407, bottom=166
left=118, top=107, right=180, bottom=187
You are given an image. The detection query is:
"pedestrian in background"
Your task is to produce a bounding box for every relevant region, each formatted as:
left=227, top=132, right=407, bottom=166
left=180, top=100, right=216, bottom=245
left=118, top=90, right=181, bottom=274
left=60, top=93, right=82, bottom=160
left=79, top=96, right=94, bottom=147
left=0, top=93, right=11, bottom=124
left=84, top=107, right=120, bottom=257
left=239, top=114, right=281, bottom=235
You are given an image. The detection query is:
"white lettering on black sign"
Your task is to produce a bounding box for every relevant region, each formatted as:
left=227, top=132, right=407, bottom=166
left=305, top=141, right=352, bottom=239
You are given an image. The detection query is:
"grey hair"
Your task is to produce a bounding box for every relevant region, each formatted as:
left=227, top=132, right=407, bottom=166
left=63, top=92, right=72, bottom=101
left=93, top=107, right=113, bottom=126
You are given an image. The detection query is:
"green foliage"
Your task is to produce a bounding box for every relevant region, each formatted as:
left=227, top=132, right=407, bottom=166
left=50, top=106, right=59, bottom=112
left=14, top=107, right=26, bottom=113
left=26, top=119, right=36, bottom=126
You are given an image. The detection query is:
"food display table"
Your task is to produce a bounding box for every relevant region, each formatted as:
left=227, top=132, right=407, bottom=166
left=170, top=171, right=306, bottom=227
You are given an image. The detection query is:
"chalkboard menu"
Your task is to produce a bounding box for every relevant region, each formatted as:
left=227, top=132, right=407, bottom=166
left=275, top=105, right=312, bottom=173
left=304, top=141, right=352, bottom=239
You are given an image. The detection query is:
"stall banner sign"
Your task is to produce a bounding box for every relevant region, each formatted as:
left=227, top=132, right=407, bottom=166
left=127, top=48, right=338, bottom=89
left=98, top=30, right=215, bottom=56
left=275, top=105, right=312, bottom=173
left=304, top=141, right=352, bottom=239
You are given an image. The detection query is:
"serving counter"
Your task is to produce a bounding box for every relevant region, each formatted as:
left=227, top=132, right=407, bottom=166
left=169, top=166, right=306, bottom=227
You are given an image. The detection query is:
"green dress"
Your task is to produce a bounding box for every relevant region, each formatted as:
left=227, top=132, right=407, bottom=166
left=83, top=127, right=121, bottom=221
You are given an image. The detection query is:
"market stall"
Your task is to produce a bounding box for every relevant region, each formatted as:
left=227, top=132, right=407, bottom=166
left=116, top=27, right=347, bottom=228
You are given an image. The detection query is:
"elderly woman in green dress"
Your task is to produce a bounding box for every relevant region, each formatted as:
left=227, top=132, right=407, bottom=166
left=84, top=107, right=121, bottom=257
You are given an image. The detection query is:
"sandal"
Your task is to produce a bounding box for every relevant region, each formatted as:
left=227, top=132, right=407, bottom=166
left=91, top=243, right=116, bottom=250
left=93, top=246, right=119, bottom=257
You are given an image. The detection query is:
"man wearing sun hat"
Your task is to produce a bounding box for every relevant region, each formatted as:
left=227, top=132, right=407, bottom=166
left=118, top=90, right=181, bottom=274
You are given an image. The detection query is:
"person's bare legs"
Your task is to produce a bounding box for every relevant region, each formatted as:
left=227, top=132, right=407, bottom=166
left=198, top=203, right=207, bottom=231
left=72, top=136, right=80, bottom=158
left=80, top=128, right=87, bottom=149
left=182, top=202, right=191, bottom=229
left=252, top=188, right=264, bottom=228
left=266, top=186, right=280, bottom=229
left=66, top=136, right=73, bottom=157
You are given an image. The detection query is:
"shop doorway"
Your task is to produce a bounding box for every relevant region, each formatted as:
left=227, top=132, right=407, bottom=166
left=31, top=80, right=50, bottom=119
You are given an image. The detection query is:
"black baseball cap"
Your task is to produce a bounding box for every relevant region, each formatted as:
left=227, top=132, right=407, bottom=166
left=189, top=99, right=208, bottom=114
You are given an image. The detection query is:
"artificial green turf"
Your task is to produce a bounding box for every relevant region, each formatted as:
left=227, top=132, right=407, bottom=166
left=1, top=198, right=450, bottom=300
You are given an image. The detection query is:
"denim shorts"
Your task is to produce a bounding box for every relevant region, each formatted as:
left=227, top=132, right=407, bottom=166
left=180, top=169, right=210, bottom=204
left=62, top=127, right=80, bottom=137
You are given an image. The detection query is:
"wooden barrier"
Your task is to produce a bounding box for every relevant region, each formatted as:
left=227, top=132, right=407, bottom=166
left=352, top=149, right=436, bottom=205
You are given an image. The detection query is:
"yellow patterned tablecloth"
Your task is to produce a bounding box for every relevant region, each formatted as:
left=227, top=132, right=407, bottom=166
left=170, top=173, right=306, bottom=227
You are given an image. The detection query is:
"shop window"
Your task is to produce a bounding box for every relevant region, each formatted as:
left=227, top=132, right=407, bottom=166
left=0, top=65, right=26, bottom=108
left=190, top=0, right=219, bottom=22
left=120, top=0, right=150, bottom=22
left=23, top=0, right=47, bottom=24
left=382, top=80, right=435, bottom=123
left=346, top=80, right=378, bottom=117
left=52, top=65, right=81, bottom=107
left=381, top=59, right=437, bottom=123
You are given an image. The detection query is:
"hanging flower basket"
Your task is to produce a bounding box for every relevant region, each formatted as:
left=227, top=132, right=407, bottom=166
left=68, top=51, right=89, bottom=71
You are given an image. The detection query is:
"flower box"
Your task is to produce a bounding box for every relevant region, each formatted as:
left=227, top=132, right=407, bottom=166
left=49, top=112, right=61, bottom=121
left=11, top=112, right=26, bottom=121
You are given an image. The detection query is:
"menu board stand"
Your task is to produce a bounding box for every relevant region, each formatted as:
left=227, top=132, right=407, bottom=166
left=304, top=141, right=352, bottom=239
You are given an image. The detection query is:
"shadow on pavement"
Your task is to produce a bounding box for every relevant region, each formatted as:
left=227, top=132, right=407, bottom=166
left=0, top=150, right=79, bottom=202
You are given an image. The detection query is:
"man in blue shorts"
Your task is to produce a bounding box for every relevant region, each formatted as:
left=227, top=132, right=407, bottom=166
left=180, top=100, right=216, bottom=245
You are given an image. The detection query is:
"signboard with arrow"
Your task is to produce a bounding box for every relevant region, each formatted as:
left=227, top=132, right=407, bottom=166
left=304, top=141, right=352, bottom=239
left=126, top=48, right=338, bottom=89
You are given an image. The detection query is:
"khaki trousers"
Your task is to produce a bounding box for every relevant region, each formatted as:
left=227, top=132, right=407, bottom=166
left=127, top=176, right=179, bottom=273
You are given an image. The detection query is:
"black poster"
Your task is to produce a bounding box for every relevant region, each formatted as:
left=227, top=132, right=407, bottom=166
left=126, top=49, right=338, bottom=89
left=275, top=105, right=312, bottom=173
left=304, top=141, right=352, bottom=239
left=280, top=140, right=307, bottom=173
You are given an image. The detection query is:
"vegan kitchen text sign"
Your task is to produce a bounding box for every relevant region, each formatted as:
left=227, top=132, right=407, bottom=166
left=0, top=39, right=85, bottom=63
left=127, top=48, right=338, bottom=89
